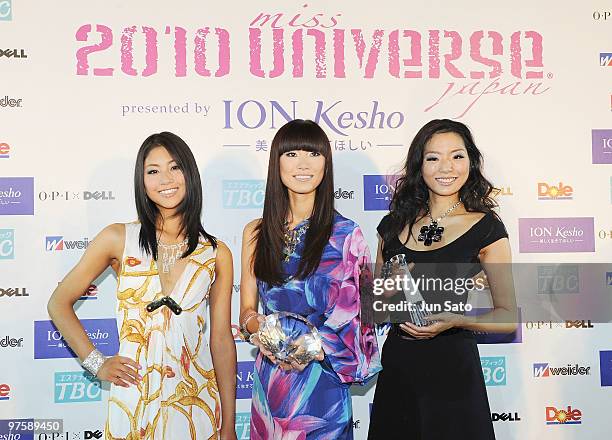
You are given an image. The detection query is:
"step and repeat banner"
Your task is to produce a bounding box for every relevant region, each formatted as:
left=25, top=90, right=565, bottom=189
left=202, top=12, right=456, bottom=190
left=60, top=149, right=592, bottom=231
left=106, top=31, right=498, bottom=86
left=1, top=0, right=611, bottom=438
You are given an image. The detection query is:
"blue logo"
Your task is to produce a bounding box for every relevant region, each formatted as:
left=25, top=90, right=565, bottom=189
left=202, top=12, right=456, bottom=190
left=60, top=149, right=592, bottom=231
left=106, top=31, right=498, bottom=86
left=235, top=412, right=251, bottom=439
left=533, top=363, right=550, bottom=377
left=537, top=265, right=579, bottom=294
left=34, top=319, right=119, bottom=359
left=223, top=180, right=265, bottom=209
left=54, top=371, right=102, bottom=403
left=236, top=361, right=255, bottom=399
left=600, top=351, right=612, bottom=386
left=0, top=1, right=11, bottom=21
left=0, top=229, right=14, bottom=259
left=45, top=236, right=90, bottom=251
left=46, top=236, right=63, bottom=251
left=363, top=175, right=399, bottom=211
left=601, top=52, right=612, bottom=67
left=606, top=272, right=612, bottom=288
left=481, top=356, right=507, bottom=386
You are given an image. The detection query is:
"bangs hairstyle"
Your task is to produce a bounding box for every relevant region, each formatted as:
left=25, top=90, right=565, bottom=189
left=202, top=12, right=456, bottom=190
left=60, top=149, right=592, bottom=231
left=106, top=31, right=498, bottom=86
left=384, top=119, right=498, bottom=247
left=134, top=131, right=217, bottom=260
left=253, top=119, right=335, bottom=286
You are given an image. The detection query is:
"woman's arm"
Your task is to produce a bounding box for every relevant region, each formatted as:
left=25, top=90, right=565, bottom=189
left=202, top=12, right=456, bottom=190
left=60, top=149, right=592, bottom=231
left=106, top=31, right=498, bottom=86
left=403, top=237, right=518, bottom=337
left=239, top=219, right=261, bottom=335
left=461, top=237, right=518, bottom=333
left=47, top=224, right=140, bottom=386
left=208, top=242, right=237, bottom=440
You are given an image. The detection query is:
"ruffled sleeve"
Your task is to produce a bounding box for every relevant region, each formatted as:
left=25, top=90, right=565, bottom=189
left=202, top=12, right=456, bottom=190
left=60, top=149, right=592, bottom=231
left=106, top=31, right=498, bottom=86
left=318, top=225, right=382, bottom=384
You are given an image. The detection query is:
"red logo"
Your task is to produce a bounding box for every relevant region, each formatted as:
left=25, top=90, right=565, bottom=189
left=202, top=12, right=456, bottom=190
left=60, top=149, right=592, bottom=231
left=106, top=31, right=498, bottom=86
left=545, top=406, right=582, bottom=424
left=125, top=257, right=141, bottom=267
left=0, top=383, right=10, bottom=400
left=79, top=284, right=98, bottom=300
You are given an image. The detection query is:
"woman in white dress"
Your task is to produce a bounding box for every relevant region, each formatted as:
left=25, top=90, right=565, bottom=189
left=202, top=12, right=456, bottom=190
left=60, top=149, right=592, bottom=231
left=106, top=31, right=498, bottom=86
left=48, top=132, right=237, bottom=440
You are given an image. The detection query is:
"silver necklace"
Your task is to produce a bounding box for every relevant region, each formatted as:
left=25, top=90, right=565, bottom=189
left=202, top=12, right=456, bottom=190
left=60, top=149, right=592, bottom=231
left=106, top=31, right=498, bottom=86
left=282, top=220, right=309, bottom=262
left=417, top=200, right=462, bottom=246
left=157, top=239, right=188, bottom=273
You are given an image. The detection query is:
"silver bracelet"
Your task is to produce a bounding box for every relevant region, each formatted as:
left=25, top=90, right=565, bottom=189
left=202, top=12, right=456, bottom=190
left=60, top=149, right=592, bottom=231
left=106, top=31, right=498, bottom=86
left=82, top=348, right=107, bottom=376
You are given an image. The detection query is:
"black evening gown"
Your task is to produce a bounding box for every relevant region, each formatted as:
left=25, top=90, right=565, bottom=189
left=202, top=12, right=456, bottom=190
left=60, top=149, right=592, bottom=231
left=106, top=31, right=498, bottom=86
left=368, top=212, right=508, bottom=440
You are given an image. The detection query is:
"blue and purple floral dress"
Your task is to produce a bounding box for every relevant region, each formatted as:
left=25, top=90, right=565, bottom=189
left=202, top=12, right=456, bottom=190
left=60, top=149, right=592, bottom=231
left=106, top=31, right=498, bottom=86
left=250, top=213, right=381, bottom=440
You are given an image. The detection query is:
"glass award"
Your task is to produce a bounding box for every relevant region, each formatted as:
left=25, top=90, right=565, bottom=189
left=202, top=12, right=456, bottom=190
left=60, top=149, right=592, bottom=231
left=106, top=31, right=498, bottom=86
left=381, top=253, right=436, bottom=327
left=256, top=312, right=322, bottom=364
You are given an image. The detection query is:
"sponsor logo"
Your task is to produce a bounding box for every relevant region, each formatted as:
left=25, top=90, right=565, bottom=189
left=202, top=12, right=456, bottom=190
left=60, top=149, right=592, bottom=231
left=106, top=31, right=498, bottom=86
left=54, top=371, right=102, bottom=403
left=34, top=319, right=119, bottom=359
left=491, top=412, right=521, bottom=422
left=223, top=180, right=264, bottom=209
left=236, top=361, right=255, bottom=399
left=38, top=190, right=116, bottom=201
left=353, top=420, right=361, bottom=429
left=593, top=11, right=611, bottom=20
left=235, top=412, right=251, bottom=439
left=45, top=236, right=90, bottom=251
left=79, top=284, right=98, bottom=301
left=607, top=271, right=612, bottom=287
left=0, top=383, right=10, bottom=400
left=363, top=175, right=399, bottom=211
left=533, top=363, right=591, bottom=377
left=518, top=217, right=595, bottom=253
left=481, top=356, right=506, bottom=386
left=0, top=336, right=23, bottom=348
left=0, top=95, right=22, bottom=107
left=600, top=351, right=612, bottom=386
left=592, top=129, right=612, bottom=164
left=223, top=100, right=405, bottom=137
left=565, top=320, right=594, bottom=329
left=537, top=182, right=573, bottom=200
left=491, top=187, right=513, bottom=197
left=0, top=49, right=27, bottom=59
left=85, top=431, right=104, bottom=440
left=334, top=187, right=355, bottom=200
left=231, top=324, right=244, bottom=343
left=537, top=265, right=579, bottom=294
left=0, top=1, right=11, bottom=21
left=0, top=287, right=27, bottom=298
left=125, top=256, right=142, bottom=267
left=0, top=229, right=14, bottom=260
left=545, top=406, right=582, bottom=425
left=0, top=177, right=34, bottom=215
left=0, top=142, right=9, bottom=158
left=601, top=52, right=612, bottom=67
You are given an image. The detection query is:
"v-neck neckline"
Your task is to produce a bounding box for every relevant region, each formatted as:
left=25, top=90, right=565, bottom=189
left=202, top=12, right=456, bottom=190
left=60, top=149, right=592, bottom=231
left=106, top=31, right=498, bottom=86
left=154, top=251, right=194, bottom=298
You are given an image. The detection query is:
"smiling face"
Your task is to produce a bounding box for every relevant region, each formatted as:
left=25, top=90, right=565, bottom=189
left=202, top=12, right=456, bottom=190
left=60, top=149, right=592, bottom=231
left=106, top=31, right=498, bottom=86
left=279, top=149, right=326, bottom=196
left=143, top=146, right=186, bottom=212
left=421, top=132, right=470, bottom=198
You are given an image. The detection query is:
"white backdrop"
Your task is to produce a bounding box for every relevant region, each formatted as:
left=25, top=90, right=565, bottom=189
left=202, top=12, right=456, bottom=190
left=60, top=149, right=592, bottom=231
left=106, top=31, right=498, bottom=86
left=1, top=0, right=611, bottom=439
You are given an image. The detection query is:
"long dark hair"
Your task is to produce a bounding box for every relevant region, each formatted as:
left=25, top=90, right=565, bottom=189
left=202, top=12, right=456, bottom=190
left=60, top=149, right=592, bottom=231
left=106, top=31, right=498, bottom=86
left=384, top=119, right=497, bottom=246
left=253, top=120, right=335, bottom=286
left=134, top=131, right=216, bottom=260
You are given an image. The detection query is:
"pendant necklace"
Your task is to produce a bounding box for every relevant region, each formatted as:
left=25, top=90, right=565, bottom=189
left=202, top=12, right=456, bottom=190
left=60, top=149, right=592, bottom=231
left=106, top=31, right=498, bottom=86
left=157, top=238, right=188, bottom=273
left=282, top=220, right=309, bottom=262
left=417, top=200, right=462, bottom=246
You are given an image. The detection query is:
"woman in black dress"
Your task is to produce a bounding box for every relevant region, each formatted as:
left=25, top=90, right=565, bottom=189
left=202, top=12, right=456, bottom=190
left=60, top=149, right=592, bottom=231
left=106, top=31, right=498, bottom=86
left=368, top=119, right=517, bottom=440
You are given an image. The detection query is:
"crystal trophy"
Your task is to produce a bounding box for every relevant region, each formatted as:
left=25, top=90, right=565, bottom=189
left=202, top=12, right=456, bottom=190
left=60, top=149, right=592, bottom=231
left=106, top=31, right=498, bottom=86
left=381, top=254, right=436, bottom=327
left=256, top=312, right=322, bottom=364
